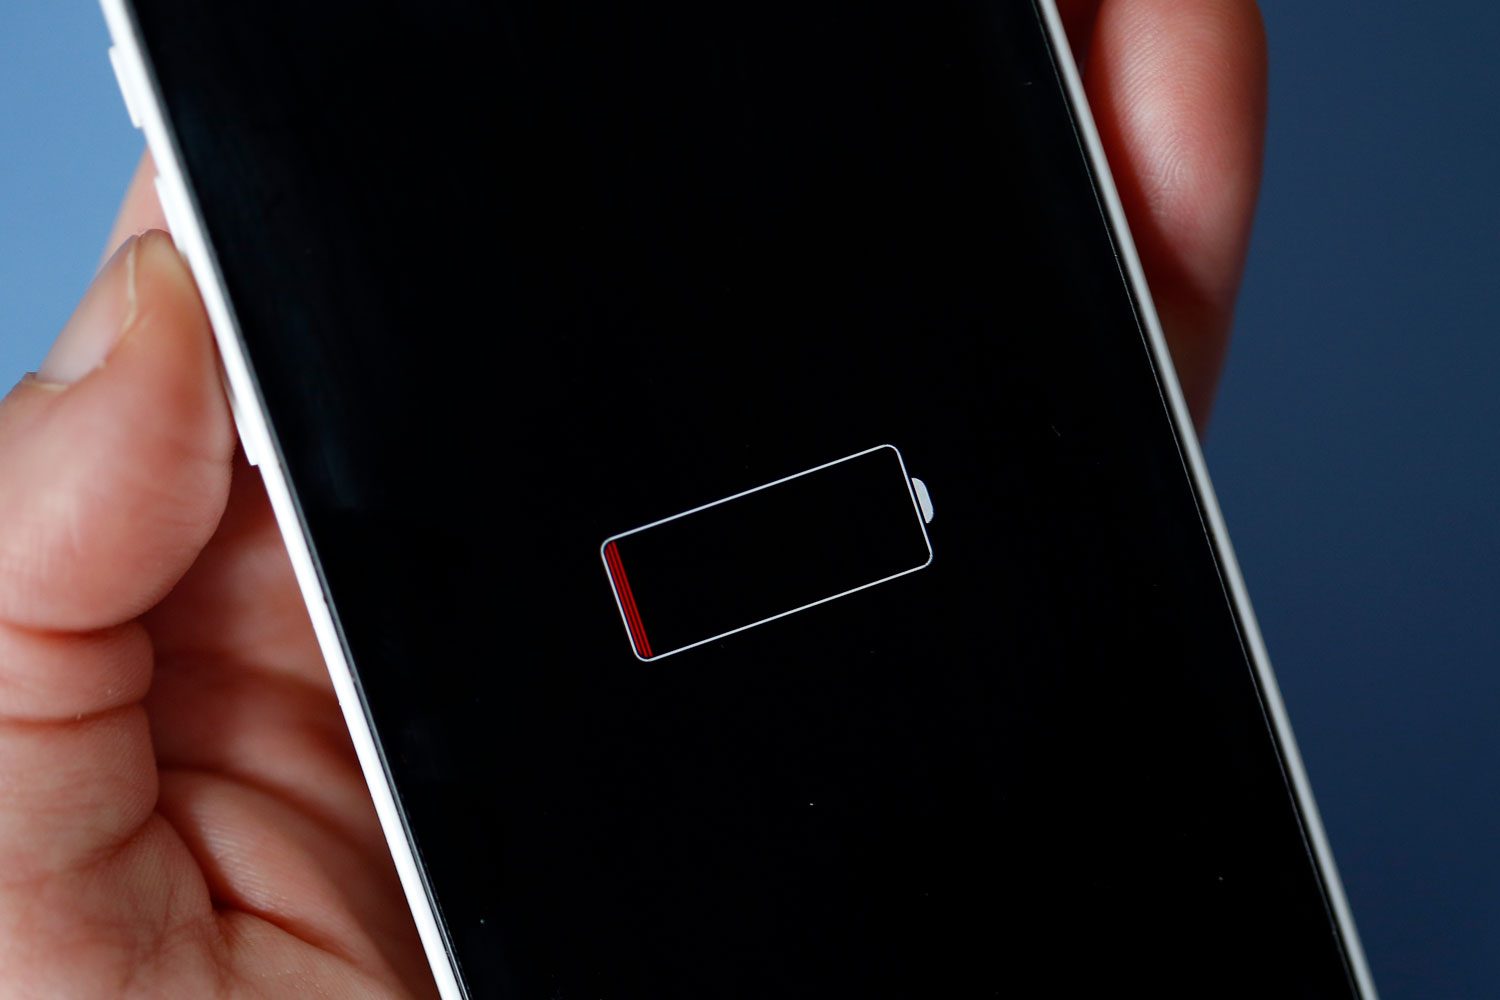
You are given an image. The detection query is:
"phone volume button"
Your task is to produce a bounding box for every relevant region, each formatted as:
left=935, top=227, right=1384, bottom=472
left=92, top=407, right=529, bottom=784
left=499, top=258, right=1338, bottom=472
left=222, top=379, right=264, bottom=469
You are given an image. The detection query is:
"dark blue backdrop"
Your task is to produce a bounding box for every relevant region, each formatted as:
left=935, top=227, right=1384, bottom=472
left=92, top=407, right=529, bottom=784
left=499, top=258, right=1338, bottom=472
left=1210, top=4, right=1500, bottom=996
left=1, top=2, right=1495, bottom=995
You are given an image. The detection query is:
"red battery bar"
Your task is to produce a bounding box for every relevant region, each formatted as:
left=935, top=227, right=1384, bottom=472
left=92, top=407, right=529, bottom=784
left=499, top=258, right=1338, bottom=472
left=600, top=445, right=934, bottom=662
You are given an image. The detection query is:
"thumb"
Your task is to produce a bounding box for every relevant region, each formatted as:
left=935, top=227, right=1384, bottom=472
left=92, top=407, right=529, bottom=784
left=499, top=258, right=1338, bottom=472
left=0, top=230, right=234, bottom=632
left=0, top=226, right=231, bottom=887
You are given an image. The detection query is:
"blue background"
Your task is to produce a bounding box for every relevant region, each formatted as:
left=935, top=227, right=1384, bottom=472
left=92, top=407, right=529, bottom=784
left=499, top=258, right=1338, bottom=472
left=1, top=3, right=1494, bottom=996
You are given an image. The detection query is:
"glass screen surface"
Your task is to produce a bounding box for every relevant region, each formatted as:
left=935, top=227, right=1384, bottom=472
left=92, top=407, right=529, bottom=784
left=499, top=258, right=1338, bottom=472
left=128, top=2, right=1357, bottom=995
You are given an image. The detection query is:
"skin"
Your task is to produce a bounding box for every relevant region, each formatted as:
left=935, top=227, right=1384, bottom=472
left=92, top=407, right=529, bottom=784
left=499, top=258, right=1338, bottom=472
left=0, top=3, right=1266, bottom=996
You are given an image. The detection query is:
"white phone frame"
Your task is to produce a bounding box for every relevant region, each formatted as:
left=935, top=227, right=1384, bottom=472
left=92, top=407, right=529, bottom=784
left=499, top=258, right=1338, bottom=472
left=97, top=1, right=1378, bottom=995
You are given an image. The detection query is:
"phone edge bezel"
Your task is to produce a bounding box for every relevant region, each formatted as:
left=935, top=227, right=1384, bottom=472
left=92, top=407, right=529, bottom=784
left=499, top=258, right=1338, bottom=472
left=1029, top=1, right=1379, bottom=995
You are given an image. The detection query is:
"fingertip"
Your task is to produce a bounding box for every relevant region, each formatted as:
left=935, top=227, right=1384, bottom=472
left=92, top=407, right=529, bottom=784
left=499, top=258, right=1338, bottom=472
left=0, top=227, right=233, bottom=631
left=1092, top=0, right=1267, bottom=280
left=104, top=227, right=229, bottom=441
left=1085, top=0, right=1268, bottom=422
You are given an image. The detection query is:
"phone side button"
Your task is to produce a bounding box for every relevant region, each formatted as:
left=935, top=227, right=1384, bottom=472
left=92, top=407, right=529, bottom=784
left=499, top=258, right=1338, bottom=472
left=221, top=374, right=263, bottom=468
left=107, top=46, right=143, bottom=129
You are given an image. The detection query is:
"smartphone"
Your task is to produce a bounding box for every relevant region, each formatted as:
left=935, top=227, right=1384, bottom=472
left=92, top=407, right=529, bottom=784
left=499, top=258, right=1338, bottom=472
left=101, top=1, right=1376, bottom=996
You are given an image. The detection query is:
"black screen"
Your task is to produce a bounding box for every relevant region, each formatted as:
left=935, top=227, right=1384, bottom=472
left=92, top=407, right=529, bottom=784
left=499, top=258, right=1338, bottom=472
left=128, top=1, right=1358, bottom=996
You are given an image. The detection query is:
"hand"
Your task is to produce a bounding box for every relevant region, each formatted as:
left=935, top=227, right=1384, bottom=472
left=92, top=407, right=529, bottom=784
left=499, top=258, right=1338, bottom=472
left=0, top=4, right=1265, bottom=996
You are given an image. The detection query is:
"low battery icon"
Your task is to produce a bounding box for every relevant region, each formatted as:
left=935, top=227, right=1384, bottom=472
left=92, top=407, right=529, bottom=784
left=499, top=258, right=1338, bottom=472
left=600, top=444, right=934, bottom=661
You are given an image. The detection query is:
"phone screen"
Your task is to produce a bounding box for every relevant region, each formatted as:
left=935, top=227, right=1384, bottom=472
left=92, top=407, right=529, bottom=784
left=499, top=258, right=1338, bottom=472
left=127, top=1, right=1358, bottom=995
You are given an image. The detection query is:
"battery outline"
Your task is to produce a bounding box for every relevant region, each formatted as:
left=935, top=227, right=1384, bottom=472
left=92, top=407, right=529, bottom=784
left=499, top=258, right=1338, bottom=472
left=599, top=444, right=934, bottom=662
